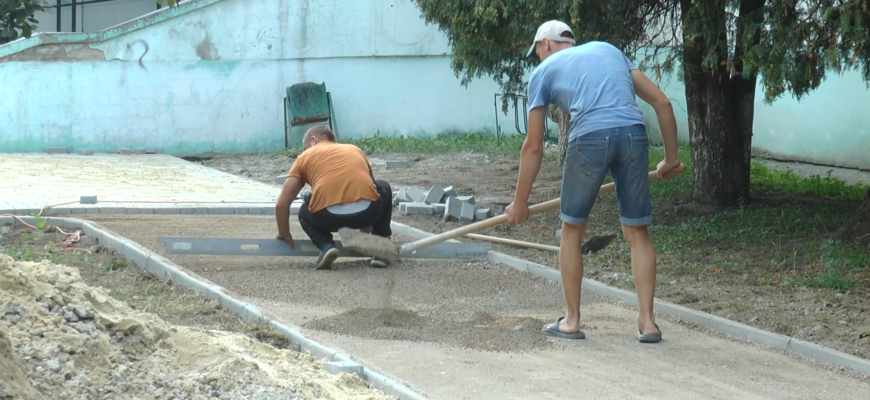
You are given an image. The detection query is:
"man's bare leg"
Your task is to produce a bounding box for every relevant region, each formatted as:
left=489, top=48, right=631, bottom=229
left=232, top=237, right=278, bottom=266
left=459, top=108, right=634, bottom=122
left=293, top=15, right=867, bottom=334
left=622, top=224, right=658, bottom=335
left=557, top=221, right=587, bottom=333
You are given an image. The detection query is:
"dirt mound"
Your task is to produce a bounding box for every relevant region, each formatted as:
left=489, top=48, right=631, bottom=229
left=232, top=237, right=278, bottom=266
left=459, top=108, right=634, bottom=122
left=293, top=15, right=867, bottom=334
left=304, top=308, right=552, bottom=352
left=0, top=255, right=394, bottom=400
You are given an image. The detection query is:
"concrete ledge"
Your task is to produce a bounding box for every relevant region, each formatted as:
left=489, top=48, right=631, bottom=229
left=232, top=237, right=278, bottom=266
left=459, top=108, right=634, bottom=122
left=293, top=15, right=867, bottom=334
left=0, top=216, right=427, bottom=400
left=389, top=221, right=870, bottom=377
left=1, top=203, right=299, bottom=216
left=0, top=0, right=223, bottom=60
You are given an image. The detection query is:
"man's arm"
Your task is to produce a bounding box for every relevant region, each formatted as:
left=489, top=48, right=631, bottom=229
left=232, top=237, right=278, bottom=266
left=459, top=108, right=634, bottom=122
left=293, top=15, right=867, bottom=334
left=275, top=176, right=304, bottom=243
left=513, top=106, right=546, bottom=205
left=630, top=69, right=679, bottom=165
left=513, top=69, right=549, bottom=207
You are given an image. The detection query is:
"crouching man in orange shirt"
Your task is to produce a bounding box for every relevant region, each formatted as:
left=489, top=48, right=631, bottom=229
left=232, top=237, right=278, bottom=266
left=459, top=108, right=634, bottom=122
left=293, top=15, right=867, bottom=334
left=274, top=126, right=393, bottom=270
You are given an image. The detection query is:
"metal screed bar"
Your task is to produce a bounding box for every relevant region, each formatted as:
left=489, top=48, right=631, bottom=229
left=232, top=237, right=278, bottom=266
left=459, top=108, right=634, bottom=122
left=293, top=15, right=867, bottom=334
left=158, top=237, right=492, bottom=259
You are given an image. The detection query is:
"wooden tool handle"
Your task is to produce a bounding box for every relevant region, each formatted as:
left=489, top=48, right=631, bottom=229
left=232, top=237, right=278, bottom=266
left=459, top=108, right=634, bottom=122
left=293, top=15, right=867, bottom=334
left=464, top=233, right=560, bottom=252
left=399, top=164, right=685, bottom=254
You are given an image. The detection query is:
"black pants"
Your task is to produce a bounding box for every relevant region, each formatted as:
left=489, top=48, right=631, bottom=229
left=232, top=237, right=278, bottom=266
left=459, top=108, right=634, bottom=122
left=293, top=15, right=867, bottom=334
left=298, top=179, right=393, bottom=251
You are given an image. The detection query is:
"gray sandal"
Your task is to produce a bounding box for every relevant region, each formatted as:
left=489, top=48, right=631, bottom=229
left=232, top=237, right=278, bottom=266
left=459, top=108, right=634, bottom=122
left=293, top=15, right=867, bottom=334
left=637, top=323, right=662, bottom=343
left=541, top=317, right=586, bottom=340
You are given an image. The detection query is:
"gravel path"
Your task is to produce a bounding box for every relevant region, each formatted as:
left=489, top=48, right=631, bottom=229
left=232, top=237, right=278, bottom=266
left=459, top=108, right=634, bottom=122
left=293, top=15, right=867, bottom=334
left=82, top=214, right=870, bottom=400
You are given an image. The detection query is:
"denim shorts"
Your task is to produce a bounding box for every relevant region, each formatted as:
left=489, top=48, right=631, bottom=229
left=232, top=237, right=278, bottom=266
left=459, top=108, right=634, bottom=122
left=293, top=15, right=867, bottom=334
left=560, top=124, right=652, bottom=226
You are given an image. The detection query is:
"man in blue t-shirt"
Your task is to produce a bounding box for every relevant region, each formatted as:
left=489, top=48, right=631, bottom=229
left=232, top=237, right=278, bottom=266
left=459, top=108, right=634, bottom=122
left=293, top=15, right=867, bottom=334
left=505, top=20, right=683, bottom=344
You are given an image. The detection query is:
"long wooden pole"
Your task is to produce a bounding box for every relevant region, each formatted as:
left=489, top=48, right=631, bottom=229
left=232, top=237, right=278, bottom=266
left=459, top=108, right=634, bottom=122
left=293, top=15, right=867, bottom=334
left=463, top=233, right=559, bottom=252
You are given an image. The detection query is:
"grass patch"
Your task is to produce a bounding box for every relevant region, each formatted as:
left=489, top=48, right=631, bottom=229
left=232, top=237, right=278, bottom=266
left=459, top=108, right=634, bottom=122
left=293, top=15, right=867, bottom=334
left=640, top=144, right=869, bottom=290
left=646, top=143, right=869, bottom=201
left=346, top=131, right=527, bottom=156
left=283, top=131, right=530, bottom=158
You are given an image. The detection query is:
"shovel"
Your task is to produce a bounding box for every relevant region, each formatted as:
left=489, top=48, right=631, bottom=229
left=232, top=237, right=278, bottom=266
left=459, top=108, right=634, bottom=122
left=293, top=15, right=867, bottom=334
left=339, top=165, right=684, bottom=262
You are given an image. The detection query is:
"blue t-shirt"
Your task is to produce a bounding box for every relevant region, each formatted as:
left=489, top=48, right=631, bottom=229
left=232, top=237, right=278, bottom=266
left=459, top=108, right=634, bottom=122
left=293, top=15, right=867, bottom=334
left=527, top=41, right=645, bottom=140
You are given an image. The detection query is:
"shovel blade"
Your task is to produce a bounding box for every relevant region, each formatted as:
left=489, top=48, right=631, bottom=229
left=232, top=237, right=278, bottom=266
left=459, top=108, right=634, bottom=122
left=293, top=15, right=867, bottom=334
left=337, top=227, right=401, bottom=262
left=581, top=234, right=617, bottom=255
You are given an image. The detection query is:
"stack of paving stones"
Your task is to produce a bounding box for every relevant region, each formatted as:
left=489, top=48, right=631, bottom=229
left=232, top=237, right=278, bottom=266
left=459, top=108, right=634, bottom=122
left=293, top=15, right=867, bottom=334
left=393, top=185, right=491, bottom=223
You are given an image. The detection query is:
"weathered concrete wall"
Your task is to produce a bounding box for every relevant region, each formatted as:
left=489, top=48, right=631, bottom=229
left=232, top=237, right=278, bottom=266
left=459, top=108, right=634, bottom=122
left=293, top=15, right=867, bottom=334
left=1, top=0, right=507, bottom=155
left=33, top=0, right=157, bottom=34
left=3, top=0, right=868, bottom=170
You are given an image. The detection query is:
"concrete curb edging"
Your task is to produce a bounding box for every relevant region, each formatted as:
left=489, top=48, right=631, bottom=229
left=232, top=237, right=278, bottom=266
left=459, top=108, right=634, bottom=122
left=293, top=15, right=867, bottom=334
left=389, top=221, right=870, bottom=377
left=0, top=204, right=301, bottom=217
left=0, top=216, right=427, bottom=400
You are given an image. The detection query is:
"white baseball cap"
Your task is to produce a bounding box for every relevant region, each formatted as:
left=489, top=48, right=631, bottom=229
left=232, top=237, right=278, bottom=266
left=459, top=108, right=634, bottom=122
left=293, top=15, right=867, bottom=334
left=526, top=20, right=575, bottom=58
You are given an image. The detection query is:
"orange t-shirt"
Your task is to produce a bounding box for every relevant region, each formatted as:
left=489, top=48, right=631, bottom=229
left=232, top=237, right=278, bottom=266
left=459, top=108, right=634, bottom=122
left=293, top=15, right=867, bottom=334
left=287, top=142, right=380, bottom=214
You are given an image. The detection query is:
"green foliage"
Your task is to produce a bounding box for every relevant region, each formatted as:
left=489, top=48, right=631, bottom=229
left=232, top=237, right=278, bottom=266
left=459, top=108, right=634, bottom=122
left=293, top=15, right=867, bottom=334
left=412, top=0, right=870, bottom=106
left=0, top=0, right=46, bottom=45
left=156, top=0, right=178, bottom=8
left=411, top=0, right=648, bottom=112
left=751, top=163, right=869, bottom=200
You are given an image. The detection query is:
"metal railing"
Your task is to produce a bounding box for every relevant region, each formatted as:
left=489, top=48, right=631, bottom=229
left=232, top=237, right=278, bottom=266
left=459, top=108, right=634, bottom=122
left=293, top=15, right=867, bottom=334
left=48, top=0, right=163, bottom=33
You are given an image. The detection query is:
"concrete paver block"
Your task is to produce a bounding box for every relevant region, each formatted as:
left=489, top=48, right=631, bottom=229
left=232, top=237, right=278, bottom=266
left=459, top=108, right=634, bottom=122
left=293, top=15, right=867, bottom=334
left=80, top=196, right=98, bottom=205
left=78, top=149, right=94, bottom=156
left=46, top=147, right=68, bottom=154
left=273, top=175, right=287, bottom=185
left=474, top=208, right=491, bottom=221
left=155, top=148, right=166, bottom=154
left=207, top=207, right=236, bottom=215
left=404, top=203, right=434, bottom=215
left=440, top=185, right=457, bottom=203
left=424, top=186, right=445, bottom=204
left=42, top=206, right=71, bottom=216
left=394, top=190, right=412, bottom=204
left=83, top=206, right=101, bottom=214
left=456, top=195, right=475, bottom=205
left=64, top=206, right=85, bottom=214
left=459, top=202, right=475, bottom=223
left=259, top=207, right=275, bottom=216
left=433, top=203, right=446, bottom=214
left=132, top=148, right=147, bottom=155
left=117, top=148, right=132, bottom=155
left=145, top=148, right=157, bottom=154
left=405, top=186, right=426, bottom=203
left=323, top=361, right=364, bottom=377
left=385, top=160, right=409, bottom=169
left=97, top=207, right=127, bottom=215
left=444, top=197, right=463, bottom=221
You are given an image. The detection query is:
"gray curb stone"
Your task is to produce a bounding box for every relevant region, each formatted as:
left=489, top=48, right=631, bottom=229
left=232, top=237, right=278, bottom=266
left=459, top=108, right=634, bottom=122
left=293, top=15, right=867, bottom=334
left=388, top=221, right=870, bottom=377
left=0, top=215, right=428, bottom=400
left=0, top=203, right=301, bottom=216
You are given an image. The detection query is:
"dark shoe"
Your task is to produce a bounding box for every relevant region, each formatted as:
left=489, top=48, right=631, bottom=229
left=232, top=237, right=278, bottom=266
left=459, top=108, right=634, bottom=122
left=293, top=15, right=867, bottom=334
left=637, top=323, right=662, bottom=343
left=314, top=246, right=340, bottom=270
left=370, top=256, right=390, bottom=268
left=541, top=317, right=585, bottom=340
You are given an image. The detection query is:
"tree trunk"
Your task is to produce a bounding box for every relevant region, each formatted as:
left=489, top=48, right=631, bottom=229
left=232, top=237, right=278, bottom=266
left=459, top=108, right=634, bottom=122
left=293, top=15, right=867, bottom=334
left=547, top=104, right=571, bottom=166
left=833, top=188, right=870, bottom=242
left=679, top=0, right=760, bottom=207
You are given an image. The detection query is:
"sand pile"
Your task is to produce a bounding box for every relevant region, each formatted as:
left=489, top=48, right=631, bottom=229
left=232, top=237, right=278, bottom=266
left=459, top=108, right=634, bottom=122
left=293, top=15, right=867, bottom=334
left=0, top=254, right=394, bottom=400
